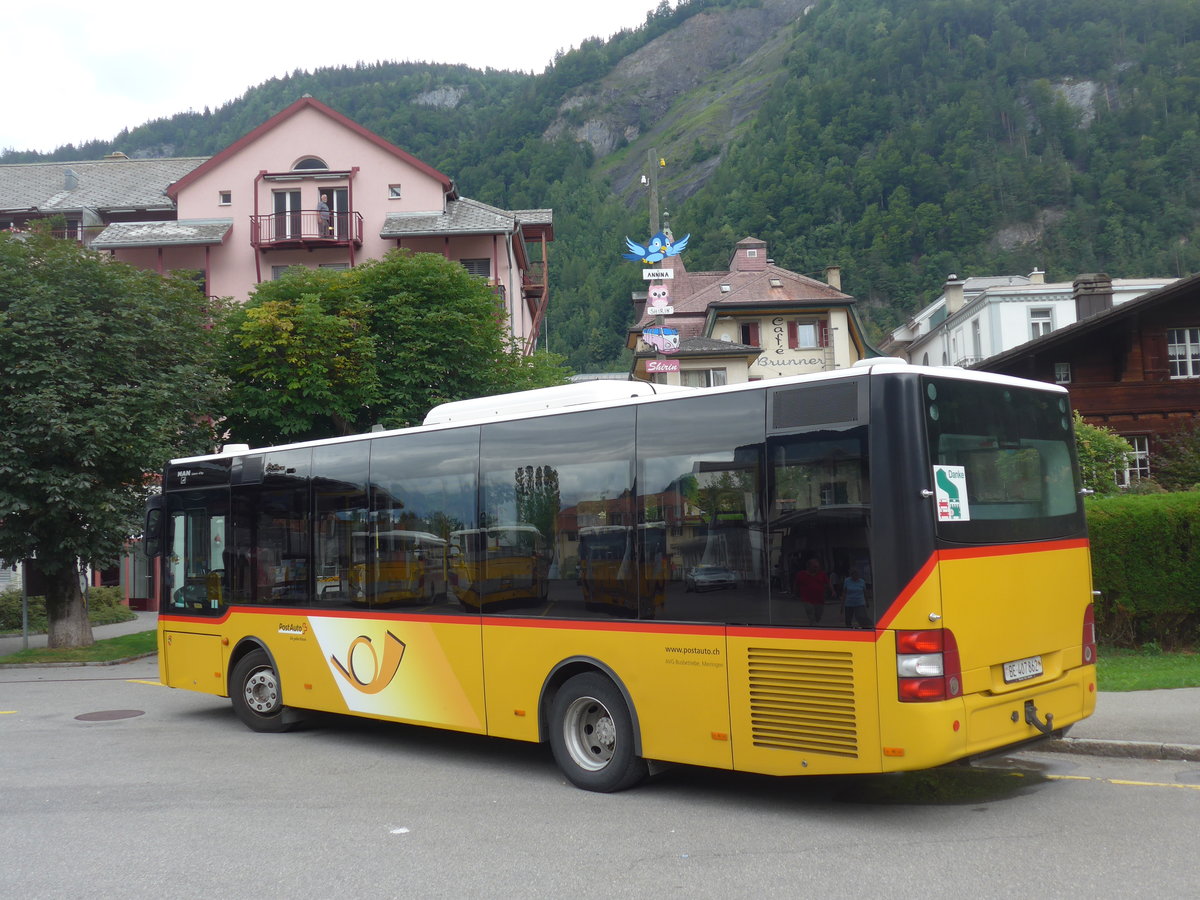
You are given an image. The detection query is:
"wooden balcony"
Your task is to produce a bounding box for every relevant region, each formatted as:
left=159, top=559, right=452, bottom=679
left=250, top=210, right=363, bottom=250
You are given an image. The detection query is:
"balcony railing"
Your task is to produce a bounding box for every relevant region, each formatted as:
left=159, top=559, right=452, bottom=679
left=250, top=210, right=363, bottom=249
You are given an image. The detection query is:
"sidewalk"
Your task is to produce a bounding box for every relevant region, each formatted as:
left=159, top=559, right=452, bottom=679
left=2, top=615, right=1197, bottom=763
left=1044, top=686, right=1200, bottom=763
left=0, top=610, right=157, bottom=659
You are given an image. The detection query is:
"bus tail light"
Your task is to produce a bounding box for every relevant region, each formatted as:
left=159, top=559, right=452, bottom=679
left=1082, top=603, right=1097, bottom=665
left=897, top=629, right=961, bottom=702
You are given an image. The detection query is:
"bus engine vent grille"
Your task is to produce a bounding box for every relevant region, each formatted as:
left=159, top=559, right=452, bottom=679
left=771, top=381, right=859, bottom=431
left=746, top=647, right=858, bottom=757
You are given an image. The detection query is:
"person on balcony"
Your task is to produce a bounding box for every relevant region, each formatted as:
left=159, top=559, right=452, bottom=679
left=317, top=194, right=332, bottom=236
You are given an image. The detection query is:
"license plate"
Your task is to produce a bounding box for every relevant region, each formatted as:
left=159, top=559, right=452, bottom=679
left=1003, top=655, right=1043, bottom=684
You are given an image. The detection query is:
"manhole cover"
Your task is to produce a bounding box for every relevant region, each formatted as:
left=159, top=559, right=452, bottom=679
left=75, top=709, right=145, bottom=722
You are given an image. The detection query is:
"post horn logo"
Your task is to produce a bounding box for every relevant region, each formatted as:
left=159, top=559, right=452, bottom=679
left=330, top=631, right=406, bottom=694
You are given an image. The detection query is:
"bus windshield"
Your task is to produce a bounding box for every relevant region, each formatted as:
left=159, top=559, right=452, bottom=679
left=922, top=376, right=1083, bottom=543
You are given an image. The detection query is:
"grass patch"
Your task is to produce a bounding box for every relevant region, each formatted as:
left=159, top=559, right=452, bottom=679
left=0, top=630, right=157, bottom=665
left=1097, top=645, right=1200, bottom=691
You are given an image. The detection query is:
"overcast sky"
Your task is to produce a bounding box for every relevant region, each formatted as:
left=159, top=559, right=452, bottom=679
left=4, top=0, right=664, bottom=154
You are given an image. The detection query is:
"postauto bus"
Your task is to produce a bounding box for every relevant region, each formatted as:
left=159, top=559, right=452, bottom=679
left=146, top=363, right=1096, bottom=792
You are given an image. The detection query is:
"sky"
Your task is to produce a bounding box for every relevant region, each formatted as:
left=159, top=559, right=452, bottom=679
left=3, top=0, right=664, bottom=155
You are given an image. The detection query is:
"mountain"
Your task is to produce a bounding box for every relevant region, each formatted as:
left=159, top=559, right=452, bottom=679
left=7, top=0, right=1200, bottom=372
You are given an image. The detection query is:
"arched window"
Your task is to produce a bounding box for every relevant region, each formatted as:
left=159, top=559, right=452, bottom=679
left=293, top=157, right=328, bottom=170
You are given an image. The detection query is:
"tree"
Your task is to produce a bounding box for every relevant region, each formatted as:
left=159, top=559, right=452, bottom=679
left=1073, top=411, right=1134, bottom=495
left=221, top=250, right=570, bottom=443
left=220, top=268, right=379, bottom=447
left=357, top=250, right=570, bottom=428
left=0, top=230, right=228, bottom=647
left=1150, top=423, right=1200, bottom=491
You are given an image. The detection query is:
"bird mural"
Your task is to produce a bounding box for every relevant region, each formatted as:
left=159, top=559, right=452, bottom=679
left=622, top=231, right=690, bottom=264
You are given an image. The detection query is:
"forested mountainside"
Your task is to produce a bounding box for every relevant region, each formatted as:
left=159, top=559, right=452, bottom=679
left=7, top=0, right=1200, bottom=372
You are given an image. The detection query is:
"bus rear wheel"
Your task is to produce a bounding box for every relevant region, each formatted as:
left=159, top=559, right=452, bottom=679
left=230, top=649, right=293, bottom=733
left=549, top=673, right=647, bottom=792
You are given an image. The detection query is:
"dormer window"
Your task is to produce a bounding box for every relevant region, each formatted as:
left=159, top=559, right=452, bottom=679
left=720, top=284, right=731, bottom=292
left=293, top=157, right=329, bottom=171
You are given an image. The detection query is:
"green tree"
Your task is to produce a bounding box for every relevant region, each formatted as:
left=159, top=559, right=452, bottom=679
left=221, top=268, right=379, bottom=446
left=1150, top=423, right=1200, bottom=491
left=1073, top=411, right=1134, bottom=495
left=221, top=250, right=570, bottom=442
left=0, top=231, right=227, bottom=647
left=358, top=251, right=570, bottom=428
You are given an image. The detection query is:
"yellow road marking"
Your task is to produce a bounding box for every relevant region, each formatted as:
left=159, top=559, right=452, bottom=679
left=128, top=680, right=164, bottom=686
left=1047, top=773, right=1200, bottom=792
left=0, top=710, right=17, bottom=715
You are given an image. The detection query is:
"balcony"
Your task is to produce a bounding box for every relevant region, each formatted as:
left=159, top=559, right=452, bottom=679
left=250, top=210, right=363, bottom=250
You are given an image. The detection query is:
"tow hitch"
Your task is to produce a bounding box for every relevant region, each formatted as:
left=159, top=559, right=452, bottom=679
left=1024, top=699, right=1055, bottom=736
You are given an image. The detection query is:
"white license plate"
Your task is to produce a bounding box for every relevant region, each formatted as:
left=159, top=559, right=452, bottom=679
left=1003, top=655, right=1043, bottom=684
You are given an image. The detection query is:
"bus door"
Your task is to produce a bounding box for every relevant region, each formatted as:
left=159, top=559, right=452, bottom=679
left=160, top=489, right=229, bottom=696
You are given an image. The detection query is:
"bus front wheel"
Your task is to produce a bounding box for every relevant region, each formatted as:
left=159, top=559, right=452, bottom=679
left=549, top=673, right=648, bottom=792
left=230, top=649, right=293, bottom=733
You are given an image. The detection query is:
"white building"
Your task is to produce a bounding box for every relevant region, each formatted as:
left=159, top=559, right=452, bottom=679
left=882, top=270, right=1177, bottom=368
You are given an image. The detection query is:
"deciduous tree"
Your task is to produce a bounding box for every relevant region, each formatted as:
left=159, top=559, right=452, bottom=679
left=221, top=250, right=569, bottom=443
left=0, top=230, right=228, bottom=647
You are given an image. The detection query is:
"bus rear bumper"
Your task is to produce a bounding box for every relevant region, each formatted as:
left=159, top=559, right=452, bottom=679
left=960, top=665, right=1097, bottom=759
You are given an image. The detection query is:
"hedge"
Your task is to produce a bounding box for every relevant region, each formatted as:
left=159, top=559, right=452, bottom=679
left=1086, top=492, right=1200, bottom=648
left=0, top=585, right=136, bottom=633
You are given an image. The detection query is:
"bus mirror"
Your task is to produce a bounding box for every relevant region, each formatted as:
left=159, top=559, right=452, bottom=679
left=144, top=500, right=164, bottom=558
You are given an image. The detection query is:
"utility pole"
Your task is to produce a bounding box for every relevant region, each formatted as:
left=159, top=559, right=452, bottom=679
left=647, top=147, right=660, bottom=235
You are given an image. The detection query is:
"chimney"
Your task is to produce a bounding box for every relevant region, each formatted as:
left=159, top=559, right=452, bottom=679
left=824, top=265, right=842, bottom=291
left=944, top=274, right=966, bottom=315
left=1073, top=273, right=1113, bottom=320
left=1029, top=267, right=1045, bottom=284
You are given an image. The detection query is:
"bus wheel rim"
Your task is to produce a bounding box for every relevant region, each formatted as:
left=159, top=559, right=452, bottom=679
left=563, top=695, right=616, bottom=772
left=244, top=668, right=280, bottom=715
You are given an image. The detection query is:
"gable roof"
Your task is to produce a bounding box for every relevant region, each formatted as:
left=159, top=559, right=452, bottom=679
left=166, top=96, right=453, bottom=200
left=632, top=241, right=853, bottom=331
left=0, top=157, right=207, bottom=214
left=977, top=269, right=1200, bottom=371
left=633, top=335, right=762, bottom=359
left=90, top=218, right=233, bottom=249
left=380, top=197, right=522, bottom=237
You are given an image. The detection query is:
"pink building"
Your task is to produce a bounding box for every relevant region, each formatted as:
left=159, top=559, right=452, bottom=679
left=6, top=96, right=552, bottom=351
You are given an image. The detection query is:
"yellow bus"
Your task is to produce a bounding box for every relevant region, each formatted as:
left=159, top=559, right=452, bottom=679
left=146, top=365, right=1096, bottom=792
left=449, top=525, right=550, bottom=611
left=351, top=530, right=448, bottom=607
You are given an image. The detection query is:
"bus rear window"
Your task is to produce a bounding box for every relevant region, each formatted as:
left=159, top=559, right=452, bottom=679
left=923, top=376, right=1083, bottom=543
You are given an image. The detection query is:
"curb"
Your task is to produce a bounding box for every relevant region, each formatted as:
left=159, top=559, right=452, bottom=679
left=0, top=652, right=158, bottom=670
left=1041, top=737, right=1200, bottom=763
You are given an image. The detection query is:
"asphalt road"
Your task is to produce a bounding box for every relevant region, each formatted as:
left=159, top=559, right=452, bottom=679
left=2, top=658, right=1197, bottom=899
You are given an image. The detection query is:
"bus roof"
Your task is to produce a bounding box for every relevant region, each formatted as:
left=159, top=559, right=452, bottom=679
left=422, top=381, right=696, bottom=425
left=172, top=364, right=1067, bottom=465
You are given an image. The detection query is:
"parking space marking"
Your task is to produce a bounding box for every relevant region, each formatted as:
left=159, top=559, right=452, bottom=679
left=1048, top=773, right=1200, bottom=792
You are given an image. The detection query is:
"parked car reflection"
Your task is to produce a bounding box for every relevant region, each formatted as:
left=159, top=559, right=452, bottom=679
left=683, top=565, right=738, bottom=592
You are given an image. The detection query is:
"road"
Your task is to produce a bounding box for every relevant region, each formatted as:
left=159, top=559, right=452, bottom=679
left=2, top=657, right=1196, bottom=899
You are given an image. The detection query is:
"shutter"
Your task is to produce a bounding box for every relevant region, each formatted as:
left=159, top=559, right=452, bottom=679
left=818, top=319, right=829, bottom=348
left=787, top=321, right=798, bottom=349
left=743, top=322, right=760, bottom=346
